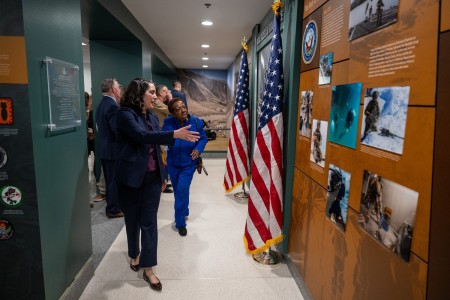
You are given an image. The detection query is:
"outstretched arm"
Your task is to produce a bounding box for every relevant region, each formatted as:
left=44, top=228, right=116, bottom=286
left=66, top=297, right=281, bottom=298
left=173, top=125, right=200, bottom=142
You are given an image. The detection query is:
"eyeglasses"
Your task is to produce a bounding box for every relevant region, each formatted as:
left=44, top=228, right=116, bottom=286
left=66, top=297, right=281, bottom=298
left=174, top=105, right=187, bottom=112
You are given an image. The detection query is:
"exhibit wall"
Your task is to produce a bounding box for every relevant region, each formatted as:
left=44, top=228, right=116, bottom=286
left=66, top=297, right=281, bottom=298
left=288, top=0, right=444, bottom=298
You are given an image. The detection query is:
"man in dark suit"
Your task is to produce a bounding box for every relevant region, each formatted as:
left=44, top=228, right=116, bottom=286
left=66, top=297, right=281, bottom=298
left=95, top=78, right=123, bottom=218
left=171, top=80, right=188, bottom=110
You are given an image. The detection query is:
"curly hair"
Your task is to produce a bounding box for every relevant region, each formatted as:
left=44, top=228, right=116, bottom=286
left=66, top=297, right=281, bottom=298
left=121, top=78, right=152, bottom=111
left=167, top=97, right=184, bottom=115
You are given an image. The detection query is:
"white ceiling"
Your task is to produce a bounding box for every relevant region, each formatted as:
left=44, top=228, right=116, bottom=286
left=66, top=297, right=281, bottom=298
left=121, top=0, right=274, bottom=70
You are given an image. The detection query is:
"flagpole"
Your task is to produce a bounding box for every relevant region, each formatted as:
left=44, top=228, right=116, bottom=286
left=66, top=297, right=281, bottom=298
left=248, top=0, right=284, bottom=266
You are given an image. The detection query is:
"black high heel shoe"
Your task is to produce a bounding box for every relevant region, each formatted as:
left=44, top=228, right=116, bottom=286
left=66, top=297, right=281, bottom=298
left=143, top=270, right=162, bottom=291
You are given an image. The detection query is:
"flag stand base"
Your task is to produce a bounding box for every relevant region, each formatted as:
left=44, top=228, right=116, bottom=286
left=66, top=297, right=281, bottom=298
left=234, top=183, right=249, bottom=199
left=252, top=248, right=282, bottom=266
left=234, top=191, right=248, bottom=199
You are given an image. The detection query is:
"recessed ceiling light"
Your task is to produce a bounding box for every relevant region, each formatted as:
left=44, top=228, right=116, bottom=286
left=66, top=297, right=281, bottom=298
left=202, top=65, right=209, bottom=68
left=201, top=20, right=213, bottom=26
left=201, top=44, right=210, bottom=48
left=82, top=42, right=87, bottom=46
left=202, top=57, right=209, bottom=61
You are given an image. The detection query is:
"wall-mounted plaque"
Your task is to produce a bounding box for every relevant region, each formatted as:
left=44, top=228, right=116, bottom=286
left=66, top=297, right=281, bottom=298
left=43, top=56, right=81, bottom=131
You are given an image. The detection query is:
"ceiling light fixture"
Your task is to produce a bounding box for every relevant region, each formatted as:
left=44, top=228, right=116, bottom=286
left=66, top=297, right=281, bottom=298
left=201, top=20, right=213, bottom=26
left=202, top=57, right=209, bottom=61
left=202, top=65, right=209, bottom=68
left=201, top=44, right=210, bottom=48
left=82, top=42, right=87, bottom=46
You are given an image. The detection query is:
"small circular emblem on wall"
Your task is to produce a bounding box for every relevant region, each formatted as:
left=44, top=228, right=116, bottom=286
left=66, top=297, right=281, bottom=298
left=302, top=20, right=318, bottom=65
left=0, top=219, right=14, bottom=240
left=1, top=185, right=22, bottom=208
left=0, top=147, right=7, bottom=168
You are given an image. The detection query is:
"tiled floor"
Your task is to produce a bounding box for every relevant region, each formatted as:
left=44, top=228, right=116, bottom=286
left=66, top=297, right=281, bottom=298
left=81, top=158, right=304, bottom=299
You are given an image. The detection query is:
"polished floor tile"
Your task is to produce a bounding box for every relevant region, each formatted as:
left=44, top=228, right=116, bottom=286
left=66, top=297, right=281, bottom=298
left=80, top=158, right=304, bottom=300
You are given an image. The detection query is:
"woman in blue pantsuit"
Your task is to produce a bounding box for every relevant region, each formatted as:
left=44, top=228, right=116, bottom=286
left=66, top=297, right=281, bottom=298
left=162, top=98, right=208, bottom=236
left=116, top=79, right=199, bottom=291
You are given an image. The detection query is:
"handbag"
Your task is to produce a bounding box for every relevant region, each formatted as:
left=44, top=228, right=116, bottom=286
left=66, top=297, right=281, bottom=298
left=196, top=156, right=203, bottom=174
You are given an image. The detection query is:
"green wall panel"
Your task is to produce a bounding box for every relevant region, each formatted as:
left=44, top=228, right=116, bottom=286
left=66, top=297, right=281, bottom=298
left=22, top=0, right=92, bottom=299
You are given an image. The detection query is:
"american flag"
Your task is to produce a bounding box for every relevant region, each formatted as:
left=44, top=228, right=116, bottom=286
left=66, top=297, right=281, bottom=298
left=244, top=5, right=284, bottom=254
left=223, top=47, right=250, bottom=192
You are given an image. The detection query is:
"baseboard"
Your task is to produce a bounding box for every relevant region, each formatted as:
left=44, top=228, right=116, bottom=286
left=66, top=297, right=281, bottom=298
left=283, top=254, right=314, bottom=300
left=202, top=151, right=227, bottom=158
left=59, top=256, right=94, bottom=300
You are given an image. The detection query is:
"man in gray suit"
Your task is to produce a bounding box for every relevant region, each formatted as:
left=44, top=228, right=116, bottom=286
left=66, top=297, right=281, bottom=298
left=95, top=78, right=123, bottom=218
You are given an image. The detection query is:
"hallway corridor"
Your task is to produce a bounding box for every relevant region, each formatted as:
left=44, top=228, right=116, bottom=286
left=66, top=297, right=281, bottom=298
left=80, top=158, right=304, bottom=299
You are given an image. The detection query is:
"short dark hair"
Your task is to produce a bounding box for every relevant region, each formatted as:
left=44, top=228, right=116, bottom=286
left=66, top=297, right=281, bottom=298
left=172, top=80, right=181, bottom=88
left=167, top=97, right=184, bottom=114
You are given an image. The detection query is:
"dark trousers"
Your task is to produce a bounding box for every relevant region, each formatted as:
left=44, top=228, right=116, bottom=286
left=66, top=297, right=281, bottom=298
left=118, top=171, right=161, bottom=268
left=101, top=159, right=121, bottom=214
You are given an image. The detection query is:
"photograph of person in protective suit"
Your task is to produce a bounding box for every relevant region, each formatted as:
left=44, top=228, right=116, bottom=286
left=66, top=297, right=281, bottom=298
left=358, top=170, right=419, bottom=262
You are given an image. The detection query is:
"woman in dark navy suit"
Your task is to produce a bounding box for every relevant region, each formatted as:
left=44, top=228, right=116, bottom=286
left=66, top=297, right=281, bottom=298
left=116, top=79, right=199, bottom=291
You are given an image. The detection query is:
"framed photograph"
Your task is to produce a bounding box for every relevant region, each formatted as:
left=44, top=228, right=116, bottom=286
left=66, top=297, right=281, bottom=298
left=319, top=52, right=333, bottom=85
left=349, top=0, right=399, bottom=41
left=299, top=90, right=313, bottom=138
left=326, top=165, right=351, bottom=231
left=328, top=82, right=362, bottom=149
left=360, top=86, right=410, bottom=154
left=358, top=170, right=418, bottom=262
left=310, top=119, right=328, bottom=168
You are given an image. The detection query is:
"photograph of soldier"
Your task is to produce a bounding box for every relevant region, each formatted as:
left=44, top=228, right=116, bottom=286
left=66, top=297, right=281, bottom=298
left=360, top=86, right=410, bottom=154
left=358, top=170, right=418, bottom=262
left=319, top=52, right=333, bottom=85
left=299, top=90, right=313, bottom=137
left=310, top=119, right=328, bottom=168
left=326, top=164, right=351, bottom=231
left=328, top=83, right=362, bottom=149
left=348, top=0, right=399, bottom=41
left=361, top=90, right=381, bottom=142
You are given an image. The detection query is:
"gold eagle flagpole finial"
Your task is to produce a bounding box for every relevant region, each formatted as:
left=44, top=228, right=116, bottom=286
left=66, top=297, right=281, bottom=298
left=241, top=37, right=249, bottom=53
left=272, top=0, right=283, bottom=16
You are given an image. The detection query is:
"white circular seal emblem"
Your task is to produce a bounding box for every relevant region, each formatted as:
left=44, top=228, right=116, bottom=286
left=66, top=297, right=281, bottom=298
left=0, top=147, right=7, bottom=168
left=302, top=20, right=318, bottom=65
left=1, top=185, right=22, bottom=208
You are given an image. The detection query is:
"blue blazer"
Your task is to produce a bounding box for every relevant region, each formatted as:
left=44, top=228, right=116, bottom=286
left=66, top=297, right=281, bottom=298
left=162, top=115, right=208, bottom=168
left=115, top=107, right=174, bottom=188
left=95, top=95, right=119, bottom=160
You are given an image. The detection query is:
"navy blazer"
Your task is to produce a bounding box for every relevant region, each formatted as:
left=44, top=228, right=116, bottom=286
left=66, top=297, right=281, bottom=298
left=95, top=95, right=119, bottom=160
left=115, top=107, right=174, bottom=188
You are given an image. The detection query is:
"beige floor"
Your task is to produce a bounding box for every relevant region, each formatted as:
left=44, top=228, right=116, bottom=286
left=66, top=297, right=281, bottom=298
left=80, top=158, right=304, bottom=300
